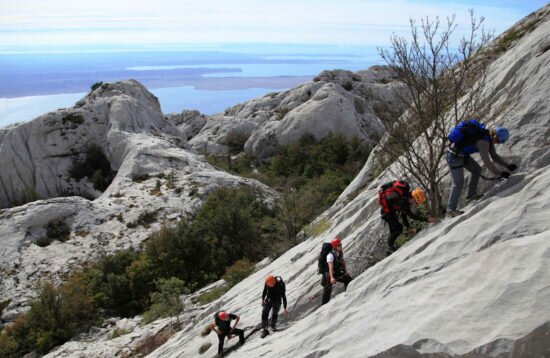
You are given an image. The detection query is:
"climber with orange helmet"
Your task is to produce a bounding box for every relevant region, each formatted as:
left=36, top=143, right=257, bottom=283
left=211, top=310, right=245, bottom=357
left=321, top=237, right=353, bottom=305
left=378, top=180, right=436, bottom=256
left=260, top=275, right=288, bottom=338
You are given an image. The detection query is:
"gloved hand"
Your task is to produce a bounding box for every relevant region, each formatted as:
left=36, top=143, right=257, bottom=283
left=507, top=164, right=517, bottom=171
left=501, top=171, right=511, bottom=179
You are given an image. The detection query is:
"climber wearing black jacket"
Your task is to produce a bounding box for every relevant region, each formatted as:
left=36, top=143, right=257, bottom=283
left=379, top=181, right=436, bottom=255
left=260, top=275, right=288, bottom=338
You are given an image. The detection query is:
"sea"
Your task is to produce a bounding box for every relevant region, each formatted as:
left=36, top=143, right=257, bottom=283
left=0, top=45, right=381, bottom=128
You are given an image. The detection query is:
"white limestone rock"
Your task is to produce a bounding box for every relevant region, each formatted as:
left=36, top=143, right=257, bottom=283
left=0, top=80, right=275, bottom=322
left=186, top=67, right=407, bottom=159
left=146, top=7, right=550, bottom=358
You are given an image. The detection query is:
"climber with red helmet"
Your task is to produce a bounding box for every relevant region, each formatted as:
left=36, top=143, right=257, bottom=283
left=378, top=180, right=436, bottom=256
left=321, top=237, right=352, bottom=305
left=260, top=275, right=288, bottom=338
left=211, top=310, right=245, bottom=357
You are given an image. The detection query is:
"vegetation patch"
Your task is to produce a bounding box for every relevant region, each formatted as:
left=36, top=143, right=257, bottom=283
left=111, top=328, right=130, bottom=339
left=304, top=217, right=331, bottom=238
left=132, top=174, right=150, bottom=183
left=69, top=144, right=116, bottom=192
left=62, top=113, right=85, bottom=126
left=90, top=81, right=103, bottom=91
left=11, top=188, right=40, bottom=208
left=275, top=107, right=290, bottom=120
left=197, top=286, right=229, bottom=305
left=126, top=210, right=158, bottom=229
left=223, top=131, right=249, bottom=155
left=199, top=342, right=212, bottom=354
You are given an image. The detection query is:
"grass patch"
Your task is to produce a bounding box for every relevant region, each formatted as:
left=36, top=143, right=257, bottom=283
left=197, top=286, right=229, bottom=305
left=304, top=217, right=331, bottom=238
left=111, top=328, right=130, bottom=339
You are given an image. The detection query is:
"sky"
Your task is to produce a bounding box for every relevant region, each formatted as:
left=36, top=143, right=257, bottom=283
left=0, top=0, right=547, bottom=53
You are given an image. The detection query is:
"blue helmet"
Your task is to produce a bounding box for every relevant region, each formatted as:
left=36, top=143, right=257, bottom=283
left=495, top=127, right=509, bottom=143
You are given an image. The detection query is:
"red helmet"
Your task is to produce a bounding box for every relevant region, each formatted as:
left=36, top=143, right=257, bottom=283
left=218, top=311, right=228, bottom=320
left=331, top=237, right=342, bottom=248
left=265, top=275, right=277, bottom=287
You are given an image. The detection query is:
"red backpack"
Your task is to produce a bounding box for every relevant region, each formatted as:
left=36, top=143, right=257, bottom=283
left=378, top=180, right=410, bottom=213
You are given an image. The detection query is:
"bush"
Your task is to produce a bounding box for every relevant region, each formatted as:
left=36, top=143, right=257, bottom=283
left=45, top=220, right=70, bottom=242
left=197, top=286, right=229, bottom=305
left=222, top=259, right=255, bottom=287
left=62, top=113, right=85, bottom=126
left=90, top=81, right=103, bottom=91
left=224, top=132, right=249, bottom=155
left=111, top=328, right=130, bottom=339
left=142, top=277, right=188, bottom=324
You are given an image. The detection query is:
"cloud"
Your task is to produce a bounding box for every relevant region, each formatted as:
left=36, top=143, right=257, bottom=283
left=0, top=0, right=543, bottom=49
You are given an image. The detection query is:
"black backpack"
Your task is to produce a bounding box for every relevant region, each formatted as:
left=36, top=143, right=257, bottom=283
left=317, top=243, right=333, bottom=274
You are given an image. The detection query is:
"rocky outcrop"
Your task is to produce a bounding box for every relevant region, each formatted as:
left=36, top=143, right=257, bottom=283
left=0, top=80, right=274, bottom=322
left=185, top=67, right=406, bottom=159
left=2, top=5, right=550, bottom=358
left=145, top=6, right=550, bottom=358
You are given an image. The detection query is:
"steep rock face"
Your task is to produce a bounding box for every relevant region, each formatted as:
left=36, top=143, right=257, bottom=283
left=0, top=80, right=274, bottom=322
left=186, top=67, right=406, bottom=159
left=145, top=7, right=550, bottom=358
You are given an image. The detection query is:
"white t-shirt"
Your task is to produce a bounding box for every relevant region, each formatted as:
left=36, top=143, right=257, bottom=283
left=326, top=252, right=335, bottom=263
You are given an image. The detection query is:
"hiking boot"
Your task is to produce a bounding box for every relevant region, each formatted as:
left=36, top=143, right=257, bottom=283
left=466, top=194, right=483, bottom=201
left=260, top=329, right=269, bottom=338
left=446, top=210, right=464, bottom=218
left=270, top=325, right=277, bottom=332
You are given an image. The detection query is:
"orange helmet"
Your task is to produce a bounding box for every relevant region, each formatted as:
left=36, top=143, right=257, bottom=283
left=265, top=275, right=277, bottom=287
left=411, top=188, right=426, bottom=205
left=331, top=237, right=342, bottom=248
left=219, top=311, right=228, bottom=320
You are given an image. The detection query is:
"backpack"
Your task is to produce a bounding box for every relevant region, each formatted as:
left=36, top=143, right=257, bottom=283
left=318, top=243, right=334, bottom=274
left=448, top=119, right=489, bottom=151
left=378, top=180, right=410, bottom=214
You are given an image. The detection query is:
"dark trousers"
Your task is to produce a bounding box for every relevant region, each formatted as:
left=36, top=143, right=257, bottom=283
left=382, top=211, right=403, bottom=250
left=321, top=273, right=353, bottom=305
left=217, top=329, right=245, bottom=355
left=262, top=299, right=282, bottom=329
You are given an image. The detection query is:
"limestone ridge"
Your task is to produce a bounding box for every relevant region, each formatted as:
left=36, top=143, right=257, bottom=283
left=0, top=80, right=274, bottom=321
left=167, top=66, right=407, bottom=159
left=145, top=6, right=550, bottom=358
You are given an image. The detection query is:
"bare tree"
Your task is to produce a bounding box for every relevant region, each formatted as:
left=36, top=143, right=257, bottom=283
left=377, top=11, right=493, bottom=215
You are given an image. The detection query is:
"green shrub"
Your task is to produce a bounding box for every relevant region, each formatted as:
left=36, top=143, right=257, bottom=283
left=142, top=277, right=188, bottom=324
left=197, top=286, right=229, bottom=305
left=275, top=107, right=290, bottom=120
left=111, top=328, right=130, bottom=339
left=36, top=237, right=54, bottom=247
left=45, top=220, right=70, bottom=242
left=90, top=81, right=103, bottom=91
left=62, top=113, right=85, bottom=126
left=222, top=259, right=255, bottom=287
left=224, top=132, right=249, bottom=155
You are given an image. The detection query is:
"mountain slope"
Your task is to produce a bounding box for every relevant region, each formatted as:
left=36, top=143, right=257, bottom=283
left=147, top=6, right=550, bottom=358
